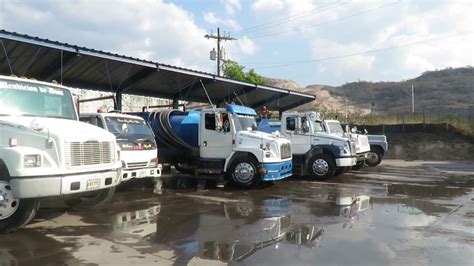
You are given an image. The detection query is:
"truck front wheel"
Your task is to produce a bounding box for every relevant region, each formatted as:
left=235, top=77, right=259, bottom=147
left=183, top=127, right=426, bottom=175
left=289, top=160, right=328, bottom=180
left=308, top=154, right=336, bottom=181
left=365, top=147, right=383, bottom=167
left=65, top=187, right=115, bottom=211
left=228, top=158, right=259, bottom=188
left=0, top=181, right=40, bottom=233
left=352, top=161, right=364, bottom=171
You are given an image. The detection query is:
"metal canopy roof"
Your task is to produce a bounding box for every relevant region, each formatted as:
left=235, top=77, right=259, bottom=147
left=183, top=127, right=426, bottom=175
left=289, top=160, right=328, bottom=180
left=0, top=30, right=315, bottom=111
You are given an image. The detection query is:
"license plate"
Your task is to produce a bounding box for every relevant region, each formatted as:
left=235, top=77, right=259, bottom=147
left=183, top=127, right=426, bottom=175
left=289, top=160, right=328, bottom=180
left=86, top=179, right=100, bottom=190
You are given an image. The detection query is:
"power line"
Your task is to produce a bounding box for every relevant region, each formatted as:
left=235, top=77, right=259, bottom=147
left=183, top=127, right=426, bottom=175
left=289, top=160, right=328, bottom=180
left=250, top=30, right=474, bottom=70
left=233, top=1, right=349, bottom=36
left=247, top=1, right=400, bottom=40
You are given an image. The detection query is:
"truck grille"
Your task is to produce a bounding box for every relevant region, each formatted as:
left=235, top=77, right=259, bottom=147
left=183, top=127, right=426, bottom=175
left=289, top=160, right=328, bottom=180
left=360, top=136, right=369, bottom=147
left=65, top=141, right=114, bottom=167
left=127, top=161, right=148, bottom=169
left=350, top=141, right=357, bottom=156
left=280, top=143, right=292, bottom=159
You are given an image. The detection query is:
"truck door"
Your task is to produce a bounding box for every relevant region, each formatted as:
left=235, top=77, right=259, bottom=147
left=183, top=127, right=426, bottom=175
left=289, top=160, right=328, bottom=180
left=284, top=115, right=309, bottom=155
left=200, top=112, right=233, bottom=159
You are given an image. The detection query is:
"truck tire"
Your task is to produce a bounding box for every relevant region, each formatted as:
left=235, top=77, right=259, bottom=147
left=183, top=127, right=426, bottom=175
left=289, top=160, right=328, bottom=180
left=228, top=158, right=259, bottom=188
left=66, top=187, right=115, bottom=211
left=173, top=163, right=195, bottom=175
left=365, top=147, right=383, bottom=167
left=352, top=161, right=364, bottom=171
left=0, top=181, right=40, bottom=233
left=308, top=154, right=336, bottom=181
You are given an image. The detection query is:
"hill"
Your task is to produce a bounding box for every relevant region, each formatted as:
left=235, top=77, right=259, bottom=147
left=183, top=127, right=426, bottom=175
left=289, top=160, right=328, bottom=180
left=266, top=67, right=474, bottom=118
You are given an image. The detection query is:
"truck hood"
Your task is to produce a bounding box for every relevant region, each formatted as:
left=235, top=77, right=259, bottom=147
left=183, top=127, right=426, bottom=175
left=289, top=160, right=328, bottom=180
left=238, top=130, right=290, bottom=144
left=313, top=132, right=348, bottom=142
left=0, top=116, right=116, bottom=140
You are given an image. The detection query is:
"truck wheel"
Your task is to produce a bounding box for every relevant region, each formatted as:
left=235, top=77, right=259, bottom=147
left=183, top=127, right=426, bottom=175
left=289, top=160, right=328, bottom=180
left=0, top=181, right=40, bottom=233
left=308, top=154, right=336, bottom=181
left=228, top=158, right=259, bottom=188
left=365, top=148, right=383, bottom=167
left=66, top=187, right=115, bottom=211
left=173, top=163, right=194, bottom=175
left=352, top=161, right=364, bottom=171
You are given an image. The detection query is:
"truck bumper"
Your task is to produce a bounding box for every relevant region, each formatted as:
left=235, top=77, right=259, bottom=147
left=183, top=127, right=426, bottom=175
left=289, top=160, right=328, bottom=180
left=10, top=169, right=121, bottom=199
left=261, top=160, right=293, bottom=181
left=356, top=152, right=370, bottom=162
left=335, top=156, right=357, bottom=167
left=121, top=166, right=162, bottom=182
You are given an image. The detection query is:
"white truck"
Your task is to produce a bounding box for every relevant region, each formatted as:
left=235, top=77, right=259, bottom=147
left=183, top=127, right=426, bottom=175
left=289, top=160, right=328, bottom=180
left=0, top=75, right=121, bottom=233
left=258, top=111, right=357, bottom=180
left=138, top=104, right=293, bottom=187
left=342, top=124, right=388, bottom=167
left=320, top=119, right=371, bottom=170
left=79, top=113, right=162, bottom=183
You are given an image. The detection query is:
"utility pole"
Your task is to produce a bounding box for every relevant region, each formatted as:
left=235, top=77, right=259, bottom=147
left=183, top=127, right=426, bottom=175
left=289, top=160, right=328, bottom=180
left=411, top=84, right=415, bottom=114
left=205, top=27, right=236, bottom=76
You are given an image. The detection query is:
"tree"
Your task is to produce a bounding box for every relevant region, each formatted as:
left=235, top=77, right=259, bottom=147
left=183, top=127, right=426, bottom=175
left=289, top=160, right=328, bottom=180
left=223, top=60, right=267, bottom=85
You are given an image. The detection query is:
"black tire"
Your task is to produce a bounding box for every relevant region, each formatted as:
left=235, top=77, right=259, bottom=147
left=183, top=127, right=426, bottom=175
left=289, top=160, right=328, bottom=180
left=365, top=147, right=383, bottom=167
left=66, top=187, right=115, bottom=211
left=307, top=154, right=336, bottom=181
left=352, top=161, right=364, bottom=171
left=0, top=180, right=40, bottom=233
left=227, top=157, right=260, bottom=188
left=173, top=163, right=195, bottom=175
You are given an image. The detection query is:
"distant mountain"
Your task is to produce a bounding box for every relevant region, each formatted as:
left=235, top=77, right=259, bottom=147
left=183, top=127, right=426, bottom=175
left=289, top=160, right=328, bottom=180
left=266, top=66, right=474, bottom=118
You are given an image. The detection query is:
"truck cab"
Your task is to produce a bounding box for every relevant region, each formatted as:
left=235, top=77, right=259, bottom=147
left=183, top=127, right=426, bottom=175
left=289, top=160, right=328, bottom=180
left=260, top=111, right=357, bottom=180
left=0, top=75, right=121, bottom=233
left=79, top=113, right=162, bottom=182
left=322, top=120, right=371, bottom=170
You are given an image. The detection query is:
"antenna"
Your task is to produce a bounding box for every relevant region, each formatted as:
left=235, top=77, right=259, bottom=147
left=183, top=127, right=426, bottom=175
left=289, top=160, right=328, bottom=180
left=200, top=79, right=217, bottom=113
left=233, top=91, right=245, bottom=106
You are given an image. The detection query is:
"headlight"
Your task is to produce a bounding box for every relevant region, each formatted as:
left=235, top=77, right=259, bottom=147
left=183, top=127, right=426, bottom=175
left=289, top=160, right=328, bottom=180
left=149, top=158, right=158, bottom=167
left=24, top=154, right=42, bottom=168
left=265, top=151, right=271, bottom=158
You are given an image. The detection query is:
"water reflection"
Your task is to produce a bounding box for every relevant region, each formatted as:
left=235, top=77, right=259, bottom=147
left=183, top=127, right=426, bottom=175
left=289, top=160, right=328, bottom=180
left=108, top=194, right=371, bottom=264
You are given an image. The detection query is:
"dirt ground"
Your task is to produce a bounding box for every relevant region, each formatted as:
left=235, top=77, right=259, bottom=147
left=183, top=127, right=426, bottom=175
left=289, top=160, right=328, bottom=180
left=1, top=160, right=473, bottom=265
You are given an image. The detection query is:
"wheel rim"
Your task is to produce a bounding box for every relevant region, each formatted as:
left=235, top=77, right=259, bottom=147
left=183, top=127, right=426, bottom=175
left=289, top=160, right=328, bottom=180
left=233, top=162, right=255, bottom=183
left=0, top=181, right=20, bottom=220
left=312, top=159, right=329, bottom=176
left=367, top=152, right=379, bottom=164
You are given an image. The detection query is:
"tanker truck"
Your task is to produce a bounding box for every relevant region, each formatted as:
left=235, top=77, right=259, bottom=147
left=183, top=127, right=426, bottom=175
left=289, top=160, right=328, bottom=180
left=135, top=104, right=292, bottom=188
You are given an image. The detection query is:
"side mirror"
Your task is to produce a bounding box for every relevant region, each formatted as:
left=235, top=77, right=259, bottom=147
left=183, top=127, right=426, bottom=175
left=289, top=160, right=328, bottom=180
left=303, top=121, right=310, bottom=133
left=364, top=129, right=368, bottom=134
left=351, top=127, right=356, bottom=133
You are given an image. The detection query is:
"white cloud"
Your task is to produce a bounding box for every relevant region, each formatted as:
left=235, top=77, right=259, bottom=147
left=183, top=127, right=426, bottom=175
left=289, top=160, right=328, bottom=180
left=1, top=0, right=215, bottom=73
left=203, top=12, right=240, bottom=30
left=251, top=0, right=284, bottom=12
left=221, top=0, right=241, bottom=15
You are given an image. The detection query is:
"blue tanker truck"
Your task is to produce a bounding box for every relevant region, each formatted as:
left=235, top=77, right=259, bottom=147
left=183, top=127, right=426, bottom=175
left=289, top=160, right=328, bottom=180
left=135, top=104, right=293, bottom=187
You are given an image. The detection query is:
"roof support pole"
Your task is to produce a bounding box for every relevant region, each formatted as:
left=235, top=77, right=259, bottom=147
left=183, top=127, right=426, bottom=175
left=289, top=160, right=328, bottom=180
left=115, top=91, right=123, bottom=111
left=172, top=98, right=179, bottom=109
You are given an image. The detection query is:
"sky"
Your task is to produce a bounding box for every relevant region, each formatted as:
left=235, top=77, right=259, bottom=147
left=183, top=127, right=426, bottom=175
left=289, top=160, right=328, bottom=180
left=0, top=0, right=472, bottom=86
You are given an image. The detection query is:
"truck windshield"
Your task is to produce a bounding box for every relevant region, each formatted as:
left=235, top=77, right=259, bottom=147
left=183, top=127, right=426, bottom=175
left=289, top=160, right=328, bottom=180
left=310, top=121, right=326, bottom=133
left=327, top=121, right=344, bottom=134
left=235, top=115, right=257, bottom=131
left=0, top=79, right=77, bottom=120
left=105, top=116, right=157, bottom=151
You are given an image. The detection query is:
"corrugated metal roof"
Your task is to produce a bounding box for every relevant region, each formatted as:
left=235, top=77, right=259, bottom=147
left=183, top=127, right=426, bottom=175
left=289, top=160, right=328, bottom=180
left=0, top=29, right=315, bottom=112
